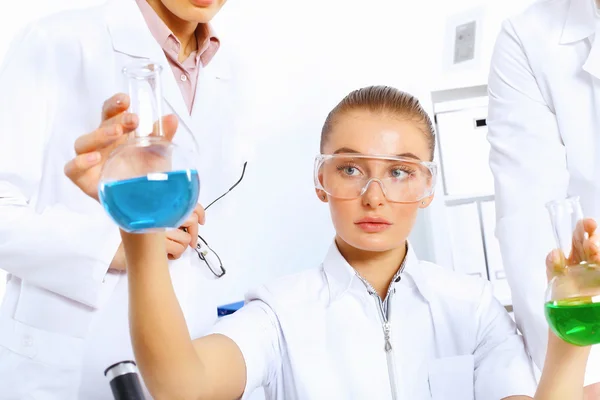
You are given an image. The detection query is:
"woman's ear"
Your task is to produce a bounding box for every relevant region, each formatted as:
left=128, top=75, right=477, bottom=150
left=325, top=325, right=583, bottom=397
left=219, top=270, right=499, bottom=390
left=316, top=189, right=328, bottom=203
left=419, top=194, right=434, bottom=209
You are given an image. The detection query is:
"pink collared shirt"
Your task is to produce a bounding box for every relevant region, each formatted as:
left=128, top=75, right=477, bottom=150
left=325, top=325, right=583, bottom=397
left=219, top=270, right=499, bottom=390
left=136, top=0, right=220, bottom=114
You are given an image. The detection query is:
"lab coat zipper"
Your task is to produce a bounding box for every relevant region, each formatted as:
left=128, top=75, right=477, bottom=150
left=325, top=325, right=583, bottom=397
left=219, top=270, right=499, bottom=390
left=372, top=289, right=400, bottom=400
left=355, top=250, right=406, bottom=399
left=383, top=321, right=392, bottom=352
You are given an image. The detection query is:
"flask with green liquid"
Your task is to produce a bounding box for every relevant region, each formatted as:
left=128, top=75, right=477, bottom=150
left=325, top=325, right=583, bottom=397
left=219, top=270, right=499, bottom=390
left=545, top=197, right=600, bottom=346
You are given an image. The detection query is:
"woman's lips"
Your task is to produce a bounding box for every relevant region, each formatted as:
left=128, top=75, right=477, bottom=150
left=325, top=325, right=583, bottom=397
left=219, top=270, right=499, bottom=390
left=355, top=217, right=392, bottom=233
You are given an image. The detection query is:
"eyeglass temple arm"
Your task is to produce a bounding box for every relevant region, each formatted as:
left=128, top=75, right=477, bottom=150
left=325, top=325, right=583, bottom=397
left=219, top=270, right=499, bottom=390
left=204, top=161, right=248, bottom=211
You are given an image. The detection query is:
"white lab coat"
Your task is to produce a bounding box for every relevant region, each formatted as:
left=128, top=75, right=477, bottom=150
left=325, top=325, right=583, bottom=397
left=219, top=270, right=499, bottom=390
left=488, top=0, right=600, bottom=385
left=212, top=242, right=537, bottom=400
left=0, top=0, right=244, bottom=398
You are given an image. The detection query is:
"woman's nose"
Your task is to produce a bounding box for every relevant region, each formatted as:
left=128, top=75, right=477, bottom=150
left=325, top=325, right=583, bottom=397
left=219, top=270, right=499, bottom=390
left=361, top=179, right=386, bottom=207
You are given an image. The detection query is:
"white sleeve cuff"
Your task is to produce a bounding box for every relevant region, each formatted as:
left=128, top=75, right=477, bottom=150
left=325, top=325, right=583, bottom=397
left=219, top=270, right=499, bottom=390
left=210, top=299, right=282, bottom=398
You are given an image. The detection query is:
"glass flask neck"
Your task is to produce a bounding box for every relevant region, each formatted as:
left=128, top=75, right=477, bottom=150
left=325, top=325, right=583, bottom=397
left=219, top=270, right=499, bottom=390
left=546, top=196, right=585, bottom=262
left=123, top=61, right=164, bottom=139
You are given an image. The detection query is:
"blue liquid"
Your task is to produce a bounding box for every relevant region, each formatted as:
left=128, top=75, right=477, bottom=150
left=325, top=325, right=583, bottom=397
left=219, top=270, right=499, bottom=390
left=99, top=170, right=200, bottom=232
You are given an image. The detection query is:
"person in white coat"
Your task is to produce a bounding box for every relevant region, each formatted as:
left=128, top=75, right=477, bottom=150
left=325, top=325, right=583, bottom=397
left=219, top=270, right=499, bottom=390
left=487, top=0, right=600, bottom=396
left=67, top=85, right=594, bottom=399
left=0, top=0, right=245, bottom=398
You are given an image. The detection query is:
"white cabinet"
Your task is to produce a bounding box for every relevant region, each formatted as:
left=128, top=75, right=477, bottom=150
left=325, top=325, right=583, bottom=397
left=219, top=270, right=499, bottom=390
left=445, top=202, right=488, bottom=279
left=436, top=105, right=494, bottom=197
left=480, top=201, right=511, bottom=307
left=428, top=88, right=512, bottom=307
left=444, top=198, right=511, bottom=306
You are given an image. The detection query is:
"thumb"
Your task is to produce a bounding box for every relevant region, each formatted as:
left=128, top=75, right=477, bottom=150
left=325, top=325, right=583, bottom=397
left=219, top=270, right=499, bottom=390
left=546, top=249, right=566, bottom=282
left=583, top=218, right=599, bottom=237
left=151, top=114, right=178, bottom=142
left=64, top=152, right=102, bottom=184
left=195, top=203, right=206, bottom=225
left=584, top=233, right=600, bottom=264
left=163, top=114, right=178, bottom=141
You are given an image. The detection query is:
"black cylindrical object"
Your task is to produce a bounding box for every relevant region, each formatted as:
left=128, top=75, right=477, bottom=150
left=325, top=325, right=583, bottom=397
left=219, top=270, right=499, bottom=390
left=104, top=360, right=145, bottom=400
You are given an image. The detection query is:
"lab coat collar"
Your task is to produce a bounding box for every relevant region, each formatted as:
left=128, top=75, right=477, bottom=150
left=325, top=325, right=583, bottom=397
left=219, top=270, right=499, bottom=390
left=560, top=0, right=596, bottom=44
left=104, top=0, right=229, bottom=78
left=104, top=0, right=194, bottom=134
left=105, top=0, right=165, bottom=62
left=322, top=242, right=357, bottom=303
left=104, top=0, right=228, bottom=144
left=400, top=250, right=433, bottom=303
left=560, top=0, right=600, bottom=80
left=323, top=241, right=429, bottom=304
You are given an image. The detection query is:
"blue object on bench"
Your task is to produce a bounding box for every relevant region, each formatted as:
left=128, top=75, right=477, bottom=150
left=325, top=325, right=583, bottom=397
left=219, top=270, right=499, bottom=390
left=217, top=301, right=245, bottom=317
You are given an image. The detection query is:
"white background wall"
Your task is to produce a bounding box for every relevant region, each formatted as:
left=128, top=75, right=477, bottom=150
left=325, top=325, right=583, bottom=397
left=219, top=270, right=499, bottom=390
left=429, top=0, right=537, bottom=91
left=192, top=0, right=443, bottom=306
left=0, top=0, right=437, bottom=306
left=0, top=0, right=537, bottom=305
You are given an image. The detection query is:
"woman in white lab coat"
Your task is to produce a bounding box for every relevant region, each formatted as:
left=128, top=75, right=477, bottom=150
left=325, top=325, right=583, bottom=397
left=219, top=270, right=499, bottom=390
left=67, top=85, right=593, bottom=399
left=487, top=0, right=600, bottom=394
left=0, top=0, right=244, bottom=398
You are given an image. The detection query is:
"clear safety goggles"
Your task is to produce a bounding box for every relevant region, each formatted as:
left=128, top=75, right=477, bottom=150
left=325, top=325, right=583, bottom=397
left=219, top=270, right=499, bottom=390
left=314, top=154, right=437, bottom=203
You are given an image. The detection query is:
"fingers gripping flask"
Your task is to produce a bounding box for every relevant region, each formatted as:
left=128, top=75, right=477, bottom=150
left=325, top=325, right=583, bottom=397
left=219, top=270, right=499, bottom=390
left=98, top=61, right=199, bottom=232
left=545, top=197, right=600, bottom=346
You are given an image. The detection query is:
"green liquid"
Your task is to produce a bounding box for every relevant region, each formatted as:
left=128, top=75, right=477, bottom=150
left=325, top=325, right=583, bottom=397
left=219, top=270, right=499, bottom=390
left=545, top=298, right=600, bottom=346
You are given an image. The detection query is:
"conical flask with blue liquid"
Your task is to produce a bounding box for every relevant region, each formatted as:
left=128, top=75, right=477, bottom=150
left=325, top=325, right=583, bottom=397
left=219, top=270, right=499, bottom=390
left=545, top=197, right=600, bottom=346
left=98, top=61, right=200, bottom=233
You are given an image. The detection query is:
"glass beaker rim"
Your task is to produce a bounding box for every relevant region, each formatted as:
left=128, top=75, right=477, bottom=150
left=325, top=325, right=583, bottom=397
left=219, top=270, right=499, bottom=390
left=123, top=135, right=175, bottom=147
left=122, top=61, right=163, bottom=79
left=546, top=196, right=581, bottom=210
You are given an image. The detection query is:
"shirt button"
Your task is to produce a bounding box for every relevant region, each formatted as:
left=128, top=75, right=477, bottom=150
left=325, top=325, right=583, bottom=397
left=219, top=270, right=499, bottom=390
left=181, top=75, right=187, bottom=82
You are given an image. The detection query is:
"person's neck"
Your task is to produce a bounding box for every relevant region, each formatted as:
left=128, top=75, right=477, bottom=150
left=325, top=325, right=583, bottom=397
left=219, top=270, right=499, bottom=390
left=146, top=0, right=201, bottom=62
left=335, top=237, right=407, bottom=299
